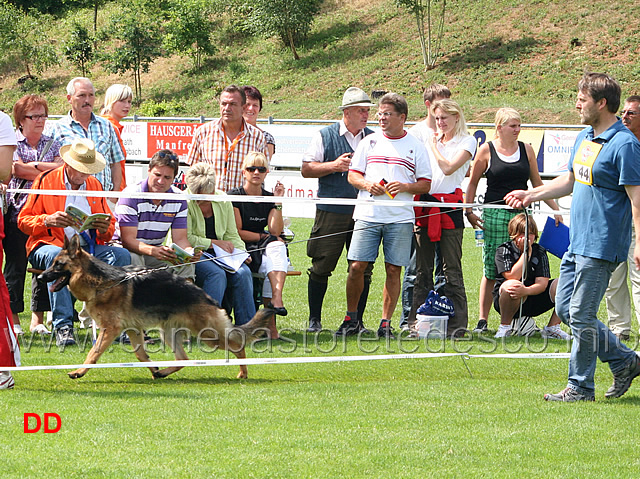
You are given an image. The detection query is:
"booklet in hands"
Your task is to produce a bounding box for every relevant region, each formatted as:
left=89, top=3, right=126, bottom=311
left=169, top=243, right=204, bottom=264
left=205, top=244, right=250, bottom=273
left=65, top=204, right=110, bottom=232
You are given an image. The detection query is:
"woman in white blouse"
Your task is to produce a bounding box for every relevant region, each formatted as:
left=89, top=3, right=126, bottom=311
left=409, top=99, right=476, bottom=337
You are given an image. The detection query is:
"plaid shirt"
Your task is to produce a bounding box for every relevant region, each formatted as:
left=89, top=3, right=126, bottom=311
left=54, top=111, right=124, bottom=191
left=186, top=118, right=267, bottom=192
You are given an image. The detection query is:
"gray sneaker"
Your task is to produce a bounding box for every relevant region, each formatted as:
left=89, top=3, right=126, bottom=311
left=55, top=326, right=76, bottom=347
left=544, top=387, right=595, bottom=402
left=605, top=353, right=640, bottom=399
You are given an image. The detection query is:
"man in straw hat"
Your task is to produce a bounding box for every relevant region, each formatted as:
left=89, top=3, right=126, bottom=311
left=301, top=87, right=376, bottom=334
left=18, top=138, right=131, bottom=347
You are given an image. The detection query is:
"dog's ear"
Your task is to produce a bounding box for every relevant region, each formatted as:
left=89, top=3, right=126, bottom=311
left=67, top=234, right=82, bottom=258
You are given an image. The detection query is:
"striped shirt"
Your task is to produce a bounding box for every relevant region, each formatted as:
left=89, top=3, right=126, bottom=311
left=350, top=130, right=431, bottom=224
left=54, top=111, right=125, bottom=191
left=185, top=118, right=267, bottom=192
left=113, top=179, right=187, bottom=246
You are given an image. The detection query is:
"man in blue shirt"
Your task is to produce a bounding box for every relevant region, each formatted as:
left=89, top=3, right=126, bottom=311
left=55, top=77, right=124, bottom=193
left=506, top=73, right=640, bottom=402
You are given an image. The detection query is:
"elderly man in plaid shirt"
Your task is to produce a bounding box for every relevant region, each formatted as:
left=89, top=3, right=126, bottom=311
left=54, top=77, right=125, bottom=194
left=186, top=84, right=268, bottom=192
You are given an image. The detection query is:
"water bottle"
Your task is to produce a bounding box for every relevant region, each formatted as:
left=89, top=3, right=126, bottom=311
left=475, top=229, right=484, bottom=247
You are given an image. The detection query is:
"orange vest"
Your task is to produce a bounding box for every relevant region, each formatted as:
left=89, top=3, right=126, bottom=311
left=17, top=165, right=116, bottom=256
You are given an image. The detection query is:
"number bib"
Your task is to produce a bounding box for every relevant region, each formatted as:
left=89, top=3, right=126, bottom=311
left=573, top=140, right=602, bottom=185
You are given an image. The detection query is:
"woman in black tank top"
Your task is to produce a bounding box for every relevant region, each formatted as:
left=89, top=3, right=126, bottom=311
left=464, top=108, right=563, bottom=334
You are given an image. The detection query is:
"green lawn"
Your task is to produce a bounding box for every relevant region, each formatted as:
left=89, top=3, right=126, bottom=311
left=2, top=219, right=639, bottom=478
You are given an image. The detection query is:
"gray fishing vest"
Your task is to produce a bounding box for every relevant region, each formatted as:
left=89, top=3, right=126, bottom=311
left=318, top=122, right=373, bottom=214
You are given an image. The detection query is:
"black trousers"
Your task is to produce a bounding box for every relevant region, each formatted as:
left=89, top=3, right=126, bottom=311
left=2, top=214, right=50, bottom=313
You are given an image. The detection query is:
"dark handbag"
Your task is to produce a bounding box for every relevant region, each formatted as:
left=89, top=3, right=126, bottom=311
left=246, top=234, right=278, bottom=273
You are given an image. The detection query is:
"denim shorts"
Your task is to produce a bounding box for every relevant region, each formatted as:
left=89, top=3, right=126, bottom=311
left=347, top=220, right=413, bottom=266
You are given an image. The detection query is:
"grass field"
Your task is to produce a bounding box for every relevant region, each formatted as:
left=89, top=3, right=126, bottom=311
left=2, top=218, right=640, bottom=478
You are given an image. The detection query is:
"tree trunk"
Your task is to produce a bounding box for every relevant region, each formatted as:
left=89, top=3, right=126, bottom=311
left=287, top=28, right=300, bottom=60
left=93, top=1, right=99, bottom=48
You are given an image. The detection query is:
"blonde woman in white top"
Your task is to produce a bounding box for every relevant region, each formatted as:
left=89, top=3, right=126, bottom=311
left=409, top=99, right=475, bottom=336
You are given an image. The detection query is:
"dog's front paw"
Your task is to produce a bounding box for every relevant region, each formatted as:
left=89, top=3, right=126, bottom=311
left=68, top=369, right=86, bottom=379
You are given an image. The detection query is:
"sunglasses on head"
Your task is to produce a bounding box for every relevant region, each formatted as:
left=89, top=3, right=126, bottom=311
left=157, top=151, right=179, bottom=162
left=245, top=166, right=267, bottom=173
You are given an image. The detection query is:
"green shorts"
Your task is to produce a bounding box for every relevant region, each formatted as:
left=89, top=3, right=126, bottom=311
left=482, top=208, right=518, bottom=279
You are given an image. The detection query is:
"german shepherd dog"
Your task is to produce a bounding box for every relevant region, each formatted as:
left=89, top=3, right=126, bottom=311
left=40, top=235, right=272, bottom=380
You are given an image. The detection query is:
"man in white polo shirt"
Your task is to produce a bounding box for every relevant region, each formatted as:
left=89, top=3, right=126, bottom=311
left=337, top=92, right=432, bottom=339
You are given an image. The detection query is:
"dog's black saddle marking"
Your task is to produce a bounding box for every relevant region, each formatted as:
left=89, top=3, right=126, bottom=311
left=129, top=270, right=216, bottom=320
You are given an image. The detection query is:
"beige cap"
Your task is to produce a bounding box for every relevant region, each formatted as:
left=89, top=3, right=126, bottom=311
left=339, top=87, right=375, bottom=110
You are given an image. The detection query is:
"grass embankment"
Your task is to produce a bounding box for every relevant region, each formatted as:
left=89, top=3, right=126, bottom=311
left=1, top=0, right=638, bottom=123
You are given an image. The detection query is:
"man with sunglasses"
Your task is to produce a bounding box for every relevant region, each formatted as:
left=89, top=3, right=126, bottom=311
left=186, top=84, right=267, bottom=192
left=339, top=92, right=432, bottom=339
left=301, top=87, right=376, bottom=334
left=113, top=149, right=195, bottom=279
left=604, top=95, right=640, bottom=341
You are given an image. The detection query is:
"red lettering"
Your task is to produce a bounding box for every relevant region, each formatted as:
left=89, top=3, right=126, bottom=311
left=24, top=413, right=41, bottom=433
left=44, top=413, right=61, bottom=433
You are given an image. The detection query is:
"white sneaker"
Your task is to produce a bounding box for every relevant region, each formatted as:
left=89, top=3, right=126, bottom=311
left=13, top=324, right=24, bottom=336
left=30, top=324, right=51, bottom=335
left=542, top=325, right=572, bottom=340
left=0, top=371, right=15, bottom=389
left=78, top=303, right=93, bottom=329
left=495, top=325, right=513, bottom=338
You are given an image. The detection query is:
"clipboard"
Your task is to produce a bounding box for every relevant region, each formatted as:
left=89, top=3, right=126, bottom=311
left=538, top=216, right=570, bottom=259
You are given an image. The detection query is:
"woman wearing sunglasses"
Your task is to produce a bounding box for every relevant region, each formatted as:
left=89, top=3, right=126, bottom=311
left=229, top=151, right=287, bottom=339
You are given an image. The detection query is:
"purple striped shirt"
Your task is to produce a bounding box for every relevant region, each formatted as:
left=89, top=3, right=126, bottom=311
left=113, top=179, right=187, bottom=246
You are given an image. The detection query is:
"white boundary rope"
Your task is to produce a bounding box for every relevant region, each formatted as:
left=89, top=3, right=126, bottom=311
left=5, top=185, right=571, bottom=373
left=4, top=351, right=571, bottom=372
left=5, top=187, right=568, bottom=215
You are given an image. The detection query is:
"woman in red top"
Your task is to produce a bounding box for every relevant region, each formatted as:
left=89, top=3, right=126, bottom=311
left=1, top=111, right=19, bottom=389
left=101, top=84, right=132, bottom=191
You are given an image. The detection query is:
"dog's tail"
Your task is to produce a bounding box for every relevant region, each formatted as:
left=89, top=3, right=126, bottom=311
left=228, top=308, right=274, bottom=343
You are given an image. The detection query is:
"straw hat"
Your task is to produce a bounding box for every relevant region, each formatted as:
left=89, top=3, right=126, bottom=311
left=59, top=139, right=106, bottom=175
left=339, top=87, right=375, bottom=110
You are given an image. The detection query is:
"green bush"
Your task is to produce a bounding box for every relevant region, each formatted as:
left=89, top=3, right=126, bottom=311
left=136, top=99, right=187, bottom=117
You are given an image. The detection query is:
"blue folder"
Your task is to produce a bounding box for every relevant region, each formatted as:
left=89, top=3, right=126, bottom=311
left=538, top=216, right=570, bottom=259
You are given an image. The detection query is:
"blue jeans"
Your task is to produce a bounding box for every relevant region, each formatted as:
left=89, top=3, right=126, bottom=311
left=29, top=243, right=131, bottom=330
left=555, top=253, right=637, bottom=395
left=195, top=261, right=255, bottom=325
left=400, top=237, right=417, bottom=328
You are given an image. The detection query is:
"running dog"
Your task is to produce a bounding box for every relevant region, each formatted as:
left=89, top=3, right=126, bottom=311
left=40, top=235, right=272, bottom=380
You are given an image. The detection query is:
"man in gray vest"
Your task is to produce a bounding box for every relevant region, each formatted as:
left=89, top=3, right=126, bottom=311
left=301, top=87, right=375, bottom=333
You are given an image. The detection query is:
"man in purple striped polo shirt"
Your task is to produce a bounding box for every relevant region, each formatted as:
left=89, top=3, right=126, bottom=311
left=114, top=149, right=195, bottom=279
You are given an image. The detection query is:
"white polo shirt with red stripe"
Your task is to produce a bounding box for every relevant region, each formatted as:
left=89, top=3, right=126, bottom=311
left=349, top=130, right=431, bottom=224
